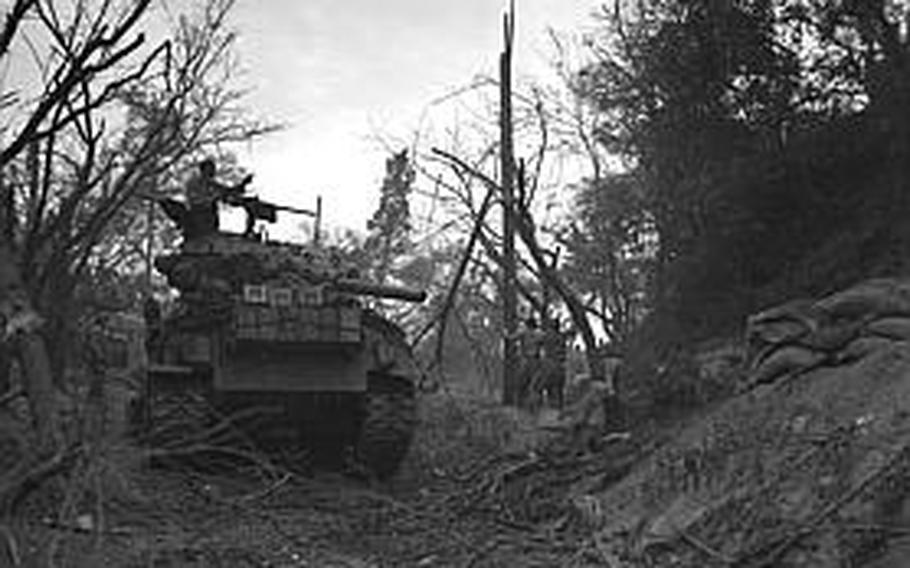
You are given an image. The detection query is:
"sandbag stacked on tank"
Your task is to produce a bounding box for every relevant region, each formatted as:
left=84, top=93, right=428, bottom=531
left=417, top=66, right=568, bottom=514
left=746, top=278, right=910, bottom=387
left=154, top=253, right=245, bottom=295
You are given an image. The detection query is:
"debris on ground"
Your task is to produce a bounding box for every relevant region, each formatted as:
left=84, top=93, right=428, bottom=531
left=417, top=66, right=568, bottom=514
left=13, top=278, right=910, bottom=566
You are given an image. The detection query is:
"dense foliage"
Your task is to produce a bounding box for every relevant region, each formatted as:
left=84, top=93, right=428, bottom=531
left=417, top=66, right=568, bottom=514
left=572, top=0, right=910, bottom=408
left=364, top=149, right=416, bottom=285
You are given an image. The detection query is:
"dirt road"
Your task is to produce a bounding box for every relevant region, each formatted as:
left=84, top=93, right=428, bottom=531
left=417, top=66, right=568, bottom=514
left=18, top=458, right=588, bottom=567
left=9, top=394, right=616, bottom=567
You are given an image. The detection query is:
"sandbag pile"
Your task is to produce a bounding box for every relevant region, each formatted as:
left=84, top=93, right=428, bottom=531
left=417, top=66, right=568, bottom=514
left=746, top=278, right=910, bottom=387
left=580, top=277, right=910, bottom=567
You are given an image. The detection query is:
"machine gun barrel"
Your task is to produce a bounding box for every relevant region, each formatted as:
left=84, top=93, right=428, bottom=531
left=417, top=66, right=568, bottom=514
left=226, top=195, right=317, bottom=217
left=268, top=202, right=317, bottom=217
left=334, top=278, right=427, bottom=303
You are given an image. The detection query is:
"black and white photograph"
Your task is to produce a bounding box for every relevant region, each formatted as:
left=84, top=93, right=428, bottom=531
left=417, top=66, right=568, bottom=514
left=1, top=0, right=910, bottom=566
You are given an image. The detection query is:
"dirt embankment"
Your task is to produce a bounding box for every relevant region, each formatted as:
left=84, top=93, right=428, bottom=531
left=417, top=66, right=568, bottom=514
left=584, top=278, right=910, bottom=567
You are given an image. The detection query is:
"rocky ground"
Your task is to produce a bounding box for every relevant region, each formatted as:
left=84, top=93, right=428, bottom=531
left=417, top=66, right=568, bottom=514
left=28, top=467, right=568, bottom=567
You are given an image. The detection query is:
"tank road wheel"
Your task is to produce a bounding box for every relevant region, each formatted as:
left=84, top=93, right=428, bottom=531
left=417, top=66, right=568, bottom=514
left=354, top=372, right=416, bottom=480
left=354, top=310, right=421, bottom=480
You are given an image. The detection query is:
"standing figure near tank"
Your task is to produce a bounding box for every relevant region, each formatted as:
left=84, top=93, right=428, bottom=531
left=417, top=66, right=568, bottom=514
left=539, top=317, right=568, bottom=409
left=516, top=316, right=546, bottom=408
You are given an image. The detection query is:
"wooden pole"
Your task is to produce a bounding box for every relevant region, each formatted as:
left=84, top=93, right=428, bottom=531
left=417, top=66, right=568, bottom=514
left=500, top=1, right=519, bottom=405
left=314, top=195, right=322, bottom=246
left=0, top=163, right=11, bottom=243
left=144, top=198, right=154, bottom=295
left=0, top=167, right=10, bottom=396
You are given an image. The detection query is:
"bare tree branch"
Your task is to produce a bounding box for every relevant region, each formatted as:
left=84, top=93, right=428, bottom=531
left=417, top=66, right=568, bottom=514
left=0, top=0, right=37, bottom=58
left=1, top=1, right=151, bottom=165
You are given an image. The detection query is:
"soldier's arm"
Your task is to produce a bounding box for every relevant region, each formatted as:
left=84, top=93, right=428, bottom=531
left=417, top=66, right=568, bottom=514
left=213, top=174, right=253, bottom=199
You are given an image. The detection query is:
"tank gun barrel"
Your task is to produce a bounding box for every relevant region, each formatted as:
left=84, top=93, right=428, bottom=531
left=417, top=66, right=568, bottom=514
left=334, top=278, right=427, bottom=303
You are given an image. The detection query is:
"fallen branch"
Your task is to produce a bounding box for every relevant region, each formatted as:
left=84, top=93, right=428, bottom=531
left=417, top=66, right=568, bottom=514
left=0, top=523, right=20, bottom=567
left=409, top=147, right=498, bottom=357
left=226, top=472, right=292, bottom=505
left=40, top=517, right=133, bottom=537
left=840, top=522, right=910, bottom=535
left=1, top=443, right=83, bottom=516
left=679, top=529, right=734, bottom=563
left=0, top=387, right=23, bottom=408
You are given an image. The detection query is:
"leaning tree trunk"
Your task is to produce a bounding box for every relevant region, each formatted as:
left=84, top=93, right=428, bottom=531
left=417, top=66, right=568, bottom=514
left=512, top=208, right=602, bottom=380
left=513, top=211, right=628, bottom=430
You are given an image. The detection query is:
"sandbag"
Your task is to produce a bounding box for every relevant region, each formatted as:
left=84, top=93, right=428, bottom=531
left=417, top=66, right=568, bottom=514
left=749, top=345, right=826, bottom=386
left=747, top=317, right=812, bottom=347
left=815, top=278, right=910, bottom=321
left=864, top=316, right=910, bottom=341
left=748, top=298, right=817, bottom=328
left=840, top=336, right=901, bottom=362
left=796, top=320, right=862, bottom=353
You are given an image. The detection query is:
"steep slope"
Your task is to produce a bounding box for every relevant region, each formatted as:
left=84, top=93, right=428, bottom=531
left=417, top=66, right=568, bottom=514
left=590, top=278, right=910, bottom=566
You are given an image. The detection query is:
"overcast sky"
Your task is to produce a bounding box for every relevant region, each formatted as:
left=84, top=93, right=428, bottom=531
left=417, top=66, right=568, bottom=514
left=223, top=0, right=602, bottom=236
left=0, top=0, right=602, bottom=237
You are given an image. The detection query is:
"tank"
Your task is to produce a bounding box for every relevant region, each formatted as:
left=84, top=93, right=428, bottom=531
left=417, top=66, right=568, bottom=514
left=135, top=210, right=426, bottom=479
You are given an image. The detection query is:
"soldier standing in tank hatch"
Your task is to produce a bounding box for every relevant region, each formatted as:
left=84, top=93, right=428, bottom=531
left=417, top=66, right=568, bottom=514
left=184, top=159, right=252, bottom=238
left=158, top=159, right=252, bottom=240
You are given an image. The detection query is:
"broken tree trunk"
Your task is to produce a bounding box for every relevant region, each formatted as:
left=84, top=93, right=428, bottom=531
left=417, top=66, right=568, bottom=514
left=499, top=3, right=519, bottom=406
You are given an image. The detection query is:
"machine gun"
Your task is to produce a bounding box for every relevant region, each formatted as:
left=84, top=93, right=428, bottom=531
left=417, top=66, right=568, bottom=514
left=137, top=172, right=323, bottom=244
left=223, top=192, right=321, bottom=240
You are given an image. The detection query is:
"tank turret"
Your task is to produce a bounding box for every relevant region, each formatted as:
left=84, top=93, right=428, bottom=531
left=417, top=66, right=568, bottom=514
left=155, top=234, right=427, bottom=305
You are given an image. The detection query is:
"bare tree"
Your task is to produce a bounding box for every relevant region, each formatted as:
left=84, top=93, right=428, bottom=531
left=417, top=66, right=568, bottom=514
left=0, top=0, right=273, bottom=510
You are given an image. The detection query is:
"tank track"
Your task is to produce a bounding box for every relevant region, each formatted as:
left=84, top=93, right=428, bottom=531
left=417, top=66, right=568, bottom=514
left=134, top=372, right=215, bottom=466
left=138, top=385, right=294, bottom=472
left=147, top=389, right=212, bottom=449
left=354, top=372, right=416, bottom=479
left=352, top=311, right=418, bottom=479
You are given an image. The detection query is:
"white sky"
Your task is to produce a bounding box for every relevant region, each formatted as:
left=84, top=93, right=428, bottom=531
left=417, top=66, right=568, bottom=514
left=224, top=0, right=602, bottom=236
